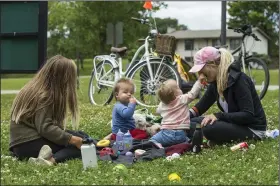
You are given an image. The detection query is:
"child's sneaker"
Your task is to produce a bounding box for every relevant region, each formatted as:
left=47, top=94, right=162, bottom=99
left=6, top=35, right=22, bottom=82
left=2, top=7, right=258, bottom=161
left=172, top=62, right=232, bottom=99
left=38, top=145, right=52, bottom=160
left=28, top=157, right=53, bottom=166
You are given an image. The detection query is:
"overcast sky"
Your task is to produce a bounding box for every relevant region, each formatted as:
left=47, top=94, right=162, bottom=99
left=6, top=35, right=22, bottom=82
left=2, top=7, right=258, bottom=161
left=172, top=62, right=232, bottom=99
left=153, top=1, right=230, bottom=30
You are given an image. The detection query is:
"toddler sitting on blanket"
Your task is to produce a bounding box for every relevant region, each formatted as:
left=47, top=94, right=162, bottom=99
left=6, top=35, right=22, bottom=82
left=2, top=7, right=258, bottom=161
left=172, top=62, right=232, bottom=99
left=103, top=78, right=149, bottom=140
left=149, top=79, right=203, bottom=148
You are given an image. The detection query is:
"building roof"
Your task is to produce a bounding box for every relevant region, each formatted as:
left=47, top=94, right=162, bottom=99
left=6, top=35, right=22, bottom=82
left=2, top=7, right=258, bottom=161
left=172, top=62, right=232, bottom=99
left=166, top=27, right=270, bottom=40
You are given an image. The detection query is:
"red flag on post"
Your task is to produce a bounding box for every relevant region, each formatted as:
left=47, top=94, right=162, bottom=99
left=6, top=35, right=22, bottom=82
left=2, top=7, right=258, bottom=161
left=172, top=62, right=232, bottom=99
left=143, top=0, right=152, bottom=10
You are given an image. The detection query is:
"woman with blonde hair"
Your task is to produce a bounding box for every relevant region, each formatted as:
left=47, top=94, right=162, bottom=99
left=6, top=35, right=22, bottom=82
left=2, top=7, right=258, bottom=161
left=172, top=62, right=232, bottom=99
left=9, top=55, right=89, bottom=165
left=188, top=46, right=267, bottom=145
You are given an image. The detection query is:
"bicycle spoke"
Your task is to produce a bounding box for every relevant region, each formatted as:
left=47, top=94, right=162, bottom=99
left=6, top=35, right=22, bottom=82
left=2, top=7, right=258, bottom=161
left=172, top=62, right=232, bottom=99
left=129, top=60, right=180, bottom=107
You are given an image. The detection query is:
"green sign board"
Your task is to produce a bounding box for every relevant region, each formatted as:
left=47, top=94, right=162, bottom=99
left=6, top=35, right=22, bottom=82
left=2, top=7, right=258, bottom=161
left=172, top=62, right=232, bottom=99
left=0, top=1, right=48, bottom=73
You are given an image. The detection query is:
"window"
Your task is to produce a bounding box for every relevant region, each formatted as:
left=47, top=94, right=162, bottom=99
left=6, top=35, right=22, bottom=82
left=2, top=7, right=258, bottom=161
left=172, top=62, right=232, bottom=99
left=230, top=39, right=241, bottom=50
left=184, top=40, right=194, bottom=50
left=212, top=39, right=220, bottom=47
left=184, top=57, right=192, bottom=62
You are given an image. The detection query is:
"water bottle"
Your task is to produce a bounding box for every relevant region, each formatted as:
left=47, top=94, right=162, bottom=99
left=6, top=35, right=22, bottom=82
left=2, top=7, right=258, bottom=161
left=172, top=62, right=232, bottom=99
left=81, top=138, right=98, bottom=170
left=123, top=130, right=133, bottom=151
left=191, top=128, right=203, bottom=153
left=116, top=129, right=124, bottom=151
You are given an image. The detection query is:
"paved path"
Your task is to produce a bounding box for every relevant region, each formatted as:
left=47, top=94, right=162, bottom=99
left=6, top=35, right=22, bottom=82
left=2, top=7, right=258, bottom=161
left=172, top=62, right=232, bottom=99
left=1, top=85, right=278, bottom=95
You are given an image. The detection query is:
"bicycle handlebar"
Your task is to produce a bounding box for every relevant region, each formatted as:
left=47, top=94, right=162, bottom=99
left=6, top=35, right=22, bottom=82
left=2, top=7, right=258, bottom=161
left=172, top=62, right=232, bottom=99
left=251, top=33, right=261, bottom=41
left=131, top=17, right=150, bottom=25
left=228, top=25, right=261, bottom=41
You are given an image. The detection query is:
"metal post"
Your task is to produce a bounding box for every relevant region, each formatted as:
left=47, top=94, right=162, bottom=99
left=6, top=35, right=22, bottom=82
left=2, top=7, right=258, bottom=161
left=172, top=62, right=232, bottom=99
left=278, top=0, right=280, bottom=144
left=221, top=1, right=227, bottom=45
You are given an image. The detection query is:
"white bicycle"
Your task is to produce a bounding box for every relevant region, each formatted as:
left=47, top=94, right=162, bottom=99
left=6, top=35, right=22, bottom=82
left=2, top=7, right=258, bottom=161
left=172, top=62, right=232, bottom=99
left=88, top=16, right=180, bottom=107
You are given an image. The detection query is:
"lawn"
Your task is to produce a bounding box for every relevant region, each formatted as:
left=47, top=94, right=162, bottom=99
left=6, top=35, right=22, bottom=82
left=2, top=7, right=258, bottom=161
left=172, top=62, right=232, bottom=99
left=1, top=58, right=279, bottom=88
left=1, top=77, right=279, bottom=185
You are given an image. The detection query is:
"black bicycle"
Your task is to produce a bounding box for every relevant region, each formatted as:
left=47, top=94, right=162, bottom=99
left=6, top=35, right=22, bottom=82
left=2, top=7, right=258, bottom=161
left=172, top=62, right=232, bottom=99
left=220, top=25, right=270, bottom=100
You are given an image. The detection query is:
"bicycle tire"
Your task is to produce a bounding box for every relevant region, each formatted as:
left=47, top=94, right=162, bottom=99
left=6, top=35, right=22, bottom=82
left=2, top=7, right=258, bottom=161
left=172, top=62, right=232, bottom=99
left=127, top=59, right=181, bottom=107
left=244, top=57, right=270, bottom=100
left=88, top=60, right=117, bottom=105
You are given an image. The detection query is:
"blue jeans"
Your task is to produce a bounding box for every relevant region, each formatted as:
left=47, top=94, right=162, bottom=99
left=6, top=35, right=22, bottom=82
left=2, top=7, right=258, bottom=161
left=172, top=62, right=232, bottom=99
left=149, top=129, right=189, bottom=147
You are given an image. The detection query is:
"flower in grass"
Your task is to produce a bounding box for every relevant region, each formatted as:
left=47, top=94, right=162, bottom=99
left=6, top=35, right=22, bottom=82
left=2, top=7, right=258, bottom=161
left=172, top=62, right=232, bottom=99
left=141, top=181, right=146, bottom=185
left=257, top=158, right=262, bottom=162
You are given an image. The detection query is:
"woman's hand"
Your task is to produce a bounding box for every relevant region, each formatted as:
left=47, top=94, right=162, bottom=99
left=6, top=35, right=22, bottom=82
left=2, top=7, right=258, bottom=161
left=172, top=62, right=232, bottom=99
left=69, top=136, right=83, bottom=149
left=201, top=114, right=217, bottom=127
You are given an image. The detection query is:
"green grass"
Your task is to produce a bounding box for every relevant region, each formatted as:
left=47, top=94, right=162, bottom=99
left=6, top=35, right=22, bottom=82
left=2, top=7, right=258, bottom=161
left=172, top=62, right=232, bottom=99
left=2, top=58, right=278, bottom=85
left=1, top=76, right=279, bottom=185
left=269, top=69, right=279, bottom=85
left=249, top=69, right=278, bottom=86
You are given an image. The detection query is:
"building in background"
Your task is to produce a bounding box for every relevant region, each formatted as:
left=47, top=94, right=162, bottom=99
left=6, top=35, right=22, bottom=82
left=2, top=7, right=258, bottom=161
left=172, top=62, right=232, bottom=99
left=166, top=28, right=270, bottom=62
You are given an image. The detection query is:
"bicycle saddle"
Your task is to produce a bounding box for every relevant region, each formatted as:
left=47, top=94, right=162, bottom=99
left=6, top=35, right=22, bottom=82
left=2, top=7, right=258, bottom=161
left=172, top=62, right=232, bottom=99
left=110, top=47, right=127, bottom=53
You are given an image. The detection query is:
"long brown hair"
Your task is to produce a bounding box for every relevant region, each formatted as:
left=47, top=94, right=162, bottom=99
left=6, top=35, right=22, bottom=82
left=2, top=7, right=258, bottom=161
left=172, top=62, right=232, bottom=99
left=11, top=55, right=79, bottom=130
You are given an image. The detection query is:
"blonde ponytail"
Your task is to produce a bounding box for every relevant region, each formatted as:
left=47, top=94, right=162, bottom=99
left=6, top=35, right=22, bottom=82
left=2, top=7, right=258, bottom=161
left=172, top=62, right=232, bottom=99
left=216, top=48, right=233, bottom=99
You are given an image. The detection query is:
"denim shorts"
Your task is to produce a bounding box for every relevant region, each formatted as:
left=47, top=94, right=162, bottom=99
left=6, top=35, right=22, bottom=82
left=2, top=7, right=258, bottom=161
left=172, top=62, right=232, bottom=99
left=149, top=129, right=189, bottom=147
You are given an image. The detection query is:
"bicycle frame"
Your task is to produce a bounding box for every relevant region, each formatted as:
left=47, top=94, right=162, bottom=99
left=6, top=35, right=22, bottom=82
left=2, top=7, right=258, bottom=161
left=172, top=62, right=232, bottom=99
left=231, top=34, right=249, bottom=73
left=92, top=35, right=160, bottom=88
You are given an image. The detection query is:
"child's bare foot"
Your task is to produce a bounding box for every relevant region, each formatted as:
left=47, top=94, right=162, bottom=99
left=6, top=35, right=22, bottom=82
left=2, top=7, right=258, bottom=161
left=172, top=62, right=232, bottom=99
left=103, top=133, right=112, bottom=140
left=153, top=142, right=164, bottom=149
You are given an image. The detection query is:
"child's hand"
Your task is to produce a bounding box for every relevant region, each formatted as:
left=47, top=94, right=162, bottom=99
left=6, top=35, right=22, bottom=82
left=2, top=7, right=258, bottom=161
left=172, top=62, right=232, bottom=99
left=198, top=73, right=208, bottom=86
left=129, top=97, right=137, bottom=104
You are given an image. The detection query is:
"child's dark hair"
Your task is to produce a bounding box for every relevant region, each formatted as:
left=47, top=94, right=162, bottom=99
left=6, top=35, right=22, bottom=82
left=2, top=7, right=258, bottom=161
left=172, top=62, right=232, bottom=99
left=113, top=78, right=135, bottom=99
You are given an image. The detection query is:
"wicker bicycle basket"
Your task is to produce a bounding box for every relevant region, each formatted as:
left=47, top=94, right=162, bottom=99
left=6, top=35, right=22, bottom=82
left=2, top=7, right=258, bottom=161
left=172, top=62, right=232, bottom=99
left=155, top=35, right=177, bottom=56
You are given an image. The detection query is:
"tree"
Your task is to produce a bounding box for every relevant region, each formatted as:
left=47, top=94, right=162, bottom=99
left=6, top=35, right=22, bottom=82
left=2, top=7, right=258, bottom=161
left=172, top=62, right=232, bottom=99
left=47, top=2, right=167, bottom=58
left=154, top=17, right=188, bottom=34
left=228, top=1, right=279, bottom=57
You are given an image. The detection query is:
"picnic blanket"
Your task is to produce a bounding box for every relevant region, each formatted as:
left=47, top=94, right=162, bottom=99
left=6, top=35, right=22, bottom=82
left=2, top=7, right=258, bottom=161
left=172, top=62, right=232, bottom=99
left=92, top=138, right=192, bottom=166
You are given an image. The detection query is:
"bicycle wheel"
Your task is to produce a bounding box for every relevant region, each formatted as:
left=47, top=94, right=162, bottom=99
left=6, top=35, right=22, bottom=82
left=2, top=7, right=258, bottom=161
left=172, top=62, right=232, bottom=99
left=88, top=60, right=118, bottom=105
left=244, top=57, right=270, bottom=100
left=127, top=59, right=181, bottom=107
